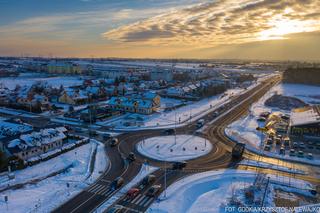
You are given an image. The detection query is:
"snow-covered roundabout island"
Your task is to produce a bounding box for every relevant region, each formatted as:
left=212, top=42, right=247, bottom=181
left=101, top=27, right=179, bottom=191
left=147, top=170, right=318, bottom=213
left=136, top=135, right=212, bottom=161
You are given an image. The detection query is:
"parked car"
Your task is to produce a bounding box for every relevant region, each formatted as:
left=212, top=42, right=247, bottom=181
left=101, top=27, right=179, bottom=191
left=127, top=152, right=136, bottom=162
left=297, top=151, right=304, bottom=158
left=109, top=138, right=119, bottom=147
left=289, top=149, right=295, bottom=156
left=307, top=142, right=314, bottom=149
left=275, top=138, right=281, bottom=145
left=172, top=161, right=187, bottom=170
left=292, top=142, right=298, bottom=148
left=279, top=147, right=285, bottom=155
left=127, top=188, right=140, bottom=198
left=110, top=177, right=124, bottom=190
left=264, top=145, right=271, bottom=151
left=266, top=139, right=273, bottom=145
left=146, top=185, right=162, bottom=197
left=299, top=142, right=305, bottom=149
left=307, top=153, right=313, bottom=159
left=283, top=137, right=290, bottom=146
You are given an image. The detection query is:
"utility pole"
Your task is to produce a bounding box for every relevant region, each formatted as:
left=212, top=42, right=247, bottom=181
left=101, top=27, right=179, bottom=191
left=261, top=177, right=270, bottom=207
left=174, top=111, right=177, bottom=145
left=164, top=160, right=167, bottom=199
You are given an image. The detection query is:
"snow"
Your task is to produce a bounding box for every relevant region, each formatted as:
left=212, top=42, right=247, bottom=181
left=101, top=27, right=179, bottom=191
left=136, top=135, right=212, bottom=162
left=147, top=169, right=317, bottom=213
left=96, top=164, right=158, bottom=212
left=0, top=120, right=33, bottom=139
left=0, top=76, right=84, bottom=89
left=0, top=140, right=108, bottom=213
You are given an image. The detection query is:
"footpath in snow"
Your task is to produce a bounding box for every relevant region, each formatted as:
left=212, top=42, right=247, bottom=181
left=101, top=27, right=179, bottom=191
left=136, top=135, right=212, bottom=162
left=0, top=140, right=108, bottom=213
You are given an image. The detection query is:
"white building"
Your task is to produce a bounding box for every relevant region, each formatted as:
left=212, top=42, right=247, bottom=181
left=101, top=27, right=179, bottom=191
left=150, top=68, right=173, bottom=82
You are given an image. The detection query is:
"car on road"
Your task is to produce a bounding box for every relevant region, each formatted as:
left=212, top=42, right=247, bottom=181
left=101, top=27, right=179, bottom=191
left=147, top=184, right=162, bottom=197
left=127, top=152, right=136, bottom=162
left=110, top=177, right=124, bottom=190
left=109, top=138, right=119, bottom=147
left=142, top=174, right=156, bottom=186
left=103, top=133, right=111, bottom=141
left=196, top=119, right=205, bottom=128
left=172, top=161, right=187, bottom=170
left=163, top=129, right=175, bottom=135
left=127, top=188, right=140, bottom=198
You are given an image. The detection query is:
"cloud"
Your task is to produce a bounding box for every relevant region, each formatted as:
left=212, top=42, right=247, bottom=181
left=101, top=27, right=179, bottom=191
left=103, top=0, right=320, bottom=47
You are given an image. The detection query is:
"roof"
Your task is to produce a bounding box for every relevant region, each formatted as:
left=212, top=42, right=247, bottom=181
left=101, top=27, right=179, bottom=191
left=290, top=105, right=320, bottom=126
left=6, top=127, right=67, bottom=154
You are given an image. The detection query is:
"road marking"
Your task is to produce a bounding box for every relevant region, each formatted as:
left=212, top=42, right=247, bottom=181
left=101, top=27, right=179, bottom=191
left=143, top=197, right=154, bottom=207
left=95, top=185, right=109, bottom=194
left=87, top=183, right=100, bottom=192
left=131, top=194, right=142, bottom=203
left=139, top=196, right=149, bottom=206
left=133, top=195, right=145, bottom=205
left=91, top=184, right=105, bottom=193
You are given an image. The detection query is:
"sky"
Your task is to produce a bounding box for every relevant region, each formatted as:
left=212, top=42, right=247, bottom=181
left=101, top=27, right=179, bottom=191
left=0, top=0, right=320, bottom=61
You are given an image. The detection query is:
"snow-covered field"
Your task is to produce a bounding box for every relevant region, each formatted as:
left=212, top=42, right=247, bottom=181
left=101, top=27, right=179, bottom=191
left=0, top=76, right=84, bottom=89
left=226, top=83, right=320, bottom=149
left=136, top=135, right=212, bottom=162
left=0, top=140, right=108, bottom=213
left=147, top=169, right=317, bottom=213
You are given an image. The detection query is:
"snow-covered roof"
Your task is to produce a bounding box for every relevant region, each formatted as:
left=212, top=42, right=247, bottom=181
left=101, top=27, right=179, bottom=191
left=290, top=106, right=320, bottom=126
left=6, top=127, right=67, bottom=153
left=0, top=121, right=33, bottom=138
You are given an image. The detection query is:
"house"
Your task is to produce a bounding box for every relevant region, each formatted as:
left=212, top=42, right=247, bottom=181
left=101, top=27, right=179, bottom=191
left=59, top=89, right=89, bottom=105
left=108, top=96, right=155, bottom=115
left=5, top=127, right=68, bottom=161
left=86, top=86, right=107, bottom=100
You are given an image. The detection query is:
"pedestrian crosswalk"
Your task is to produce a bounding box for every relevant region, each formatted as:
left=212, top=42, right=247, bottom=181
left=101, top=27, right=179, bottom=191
left=120, top=194, right=155, bottom=208
left=86, top=183, right=114, bottom=197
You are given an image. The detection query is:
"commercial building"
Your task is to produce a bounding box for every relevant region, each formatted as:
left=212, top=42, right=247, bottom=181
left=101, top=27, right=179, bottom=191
left=289, top=105, right=320, bottom=138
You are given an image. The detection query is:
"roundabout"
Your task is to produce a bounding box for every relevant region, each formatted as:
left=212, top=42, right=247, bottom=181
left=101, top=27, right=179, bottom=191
left=136, top=134, right=213, bottom=162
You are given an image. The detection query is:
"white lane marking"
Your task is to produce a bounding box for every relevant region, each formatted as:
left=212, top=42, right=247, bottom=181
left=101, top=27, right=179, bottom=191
left=133, top=195, right=145, bottom=205
left=143, top=197, right=154, bottom=207
left=91, top=185, right=104, bottom=193
left=95, top=185, right=109, bottom=194
left=138, top=196, right=149, bottom=206
left=87, top=183, right=100, bottom=192
left=131, top=194, right=142, bottom=203
left=98, top=187, right=109, bottom=195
